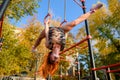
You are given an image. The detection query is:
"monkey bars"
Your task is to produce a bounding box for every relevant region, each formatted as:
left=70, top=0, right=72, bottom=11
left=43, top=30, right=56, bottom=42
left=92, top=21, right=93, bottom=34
left=92, top=63, right=120, bottom=71
left=107, top=69, right=120, bottom=73
left=67, top=45, right=88, bottom=56
left=92, top=63, right=120, bottom=80
left=59, top=35, right=91, bottom=55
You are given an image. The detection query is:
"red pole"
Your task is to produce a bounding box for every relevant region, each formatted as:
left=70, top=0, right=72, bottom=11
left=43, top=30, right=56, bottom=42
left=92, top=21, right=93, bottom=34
left=92, top=63, right=120, bottom=71
left=0, top=16, right=3, bottom=38
left=107, top=68, right=120, bottom=73
left=59, top=35, right=91, bottom=55
left=67, top=45, right=88, bottom=56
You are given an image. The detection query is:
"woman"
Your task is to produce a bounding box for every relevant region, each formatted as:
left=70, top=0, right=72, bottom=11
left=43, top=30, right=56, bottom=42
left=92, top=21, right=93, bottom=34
left=32, top=3, right=103, bottom=78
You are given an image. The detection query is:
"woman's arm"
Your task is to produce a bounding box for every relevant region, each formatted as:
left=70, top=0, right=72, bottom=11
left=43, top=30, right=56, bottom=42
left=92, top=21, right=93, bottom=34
left=32, top=29, right=45, bottom=51
left=45, top=20, right=50, bottom=48
left=32, top=20, right=50, bottom=51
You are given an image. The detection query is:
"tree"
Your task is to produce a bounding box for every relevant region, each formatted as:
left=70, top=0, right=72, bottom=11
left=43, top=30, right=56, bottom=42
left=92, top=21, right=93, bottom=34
left=20, top=16, right=46, bottom=74
left=0, top=0, right=42, bottom=76
left=0, top=20, right=30, bottom=75
left=5, top=0, right=41, bottom=20
left=76, top=1, right=120, bottom=79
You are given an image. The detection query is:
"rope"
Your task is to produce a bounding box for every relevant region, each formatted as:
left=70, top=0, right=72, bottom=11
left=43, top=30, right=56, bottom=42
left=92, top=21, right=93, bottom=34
left=73, top=0, right=86, bottom=9
left=64, top=0, right=66, bottom=20
left=60, top=0, right=67, bottom=27
left=44, top=0, right=52, bottom=25
left=48, top=0, right=50, bottom=13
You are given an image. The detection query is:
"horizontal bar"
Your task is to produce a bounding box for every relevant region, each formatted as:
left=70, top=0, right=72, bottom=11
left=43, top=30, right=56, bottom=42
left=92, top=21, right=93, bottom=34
left=60, top=35, right=91, bottom=55
left=107, top=69, right=120, bottom=73
left=92, top=63, right=120, bottom=71
left=67, top=45, right=88, bottom=56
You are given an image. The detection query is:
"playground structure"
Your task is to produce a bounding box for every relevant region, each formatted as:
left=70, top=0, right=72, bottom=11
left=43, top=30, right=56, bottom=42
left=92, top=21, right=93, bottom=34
left=59, top=0, right=97, bottom=79
left=0, top=0, right=120, bottom=80
left=92, top=63, right=120, bottom=80
left=44, top=0, right=119, bottom=80
left=57, top=56, right=120, bottom=80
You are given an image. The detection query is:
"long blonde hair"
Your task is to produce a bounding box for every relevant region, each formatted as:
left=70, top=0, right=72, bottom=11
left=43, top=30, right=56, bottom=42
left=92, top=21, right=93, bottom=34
left=38, top=52, right=59, bottom=78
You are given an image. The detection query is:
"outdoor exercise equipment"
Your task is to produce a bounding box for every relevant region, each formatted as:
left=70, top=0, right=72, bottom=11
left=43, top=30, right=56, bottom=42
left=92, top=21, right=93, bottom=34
left=80, top=1, right=97, bottom=79
left=75, top=54, right=80, bottom=80
left=60, top=35, right=91, bottom=54
left=37, top=0, right=103, bottom=79
left=0, top=16, right=3, bottom=51
left=92, top=63, right=120, bottom=80
left=59, top=65, right=63, bottom=80
left=62, top=44, right=88, bottom=56
left=46, top=74, right=52, bottom=80
left=60, top=0, right=67, bottom=27
left=44, top=0, right=52, bottom=25
left=73, top=0, right=103, bottom=80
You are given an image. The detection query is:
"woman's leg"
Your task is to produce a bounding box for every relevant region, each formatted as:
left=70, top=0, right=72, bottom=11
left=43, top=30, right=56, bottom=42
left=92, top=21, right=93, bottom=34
left=61, top=11, right=92, bottom=33
left=61, top=3, right=103, bottom=33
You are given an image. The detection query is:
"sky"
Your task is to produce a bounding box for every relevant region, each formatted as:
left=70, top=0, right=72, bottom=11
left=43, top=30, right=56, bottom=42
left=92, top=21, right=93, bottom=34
left=12, top=0, right=107, bottom=35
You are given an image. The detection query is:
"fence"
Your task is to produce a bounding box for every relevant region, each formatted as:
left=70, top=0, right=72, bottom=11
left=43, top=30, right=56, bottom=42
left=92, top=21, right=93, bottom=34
left=0, top=76, right=44, bottom=80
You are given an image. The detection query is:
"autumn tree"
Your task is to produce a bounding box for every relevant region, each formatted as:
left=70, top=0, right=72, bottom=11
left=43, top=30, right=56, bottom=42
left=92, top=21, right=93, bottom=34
left=5, top=0, right=41, bottom=20
left=0, top=20, right=31, bottom=75
left=76, top=0, right=120, bottom=79
left=0, top=0, right=41, bottom=76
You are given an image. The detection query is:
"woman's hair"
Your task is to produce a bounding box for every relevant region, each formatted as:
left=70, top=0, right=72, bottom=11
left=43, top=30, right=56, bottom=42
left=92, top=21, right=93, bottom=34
left=38, top=51, right=59, bottom=78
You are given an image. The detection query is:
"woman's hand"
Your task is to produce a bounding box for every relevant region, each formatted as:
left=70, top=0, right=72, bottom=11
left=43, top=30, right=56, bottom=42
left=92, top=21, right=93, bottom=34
left=31, top=46, right=37, bottom=53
